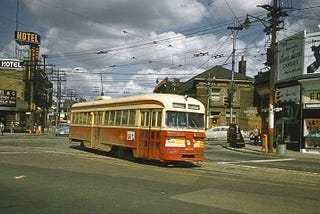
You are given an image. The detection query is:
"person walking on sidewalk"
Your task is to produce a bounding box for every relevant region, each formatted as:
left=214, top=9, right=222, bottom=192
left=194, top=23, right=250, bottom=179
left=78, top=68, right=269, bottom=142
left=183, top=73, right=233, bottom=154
left=253, top=126, right=260, bottom=145
left=0, top=122, right=4, bottom=135
left=10, top=122, right=15, bottom=135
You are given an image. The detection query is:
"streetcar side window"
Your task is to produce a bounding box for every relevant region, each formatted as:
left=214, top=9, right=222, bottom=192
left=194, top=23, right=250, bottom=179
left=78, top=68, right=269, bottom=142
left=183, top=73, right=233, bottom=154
left=158, top=112, right=162, bottom=127
left=104, top=111, right=110, bottom=125
left=80, top=113, right=84, bottom=124
left=71, top=113, right=76, bottom=124
left=121, top=110, right=129, bottom=126
left=152, top=111, right=162, bottom=127
left=141, top=111, right=145, bottom=127
left=152, top=112, right=157, bottom=127
left=146, top=111, right=150, bottom=127
left=83, top=112, right=86, bottom=124
left=141, top=111, right=150, bottom=127
left=115, top=110, right=121, bottom=125
left=74, top=113, right=78, bottom=124
left=109, top=111, right=115, bottom=125
left=87, top=112, right=92, bottom=125
left=81, top=112, right=85, bottom=124
left=128, top=110, right=136, bottom=126
left=95, top=112, right=103, bottom=126
left=78, top=113, right=82, bottom=124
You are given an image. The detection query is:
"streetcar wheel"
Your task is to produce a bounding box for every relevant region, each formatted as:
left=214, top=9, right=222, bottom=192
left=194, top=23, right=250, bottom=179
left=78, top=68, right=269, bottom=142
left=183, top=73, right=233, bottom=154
left=80, top=141, right=84, bottom=148
left=123, top=148, right=134, bottom=161
left=115, top=147, right=124, bottom=159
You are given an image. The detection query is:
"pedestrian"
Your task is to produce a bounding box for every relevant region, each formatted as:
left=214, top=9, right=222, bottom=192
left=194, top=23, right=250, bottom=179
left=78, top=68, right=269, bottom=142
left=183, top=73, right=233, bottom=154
left=10, top=122, right=15, bottom=135
left=0, top=122, right=4, bottom=135
left=253, top=126, right=260, bottom=145
left=33, top=124, right=37, bottom=134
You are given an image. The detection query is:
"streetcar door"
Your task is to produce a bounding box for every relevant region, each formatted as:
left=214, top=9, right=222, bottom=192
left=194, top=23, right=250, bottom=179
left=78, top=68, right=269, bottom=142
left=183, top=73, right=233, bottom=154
left=91, top=111, right=102, bottom=148
left=139, top=109, right=161, bottom=160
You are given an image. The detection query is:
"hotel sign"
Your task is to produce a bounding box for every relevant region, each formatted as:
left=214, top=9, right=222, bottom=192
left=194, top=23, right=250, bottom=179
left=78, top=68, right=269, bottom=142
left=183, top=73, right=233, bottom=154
left=15, top=31, right=41, bottom=46
left=0, top=59, right=23, bottom=70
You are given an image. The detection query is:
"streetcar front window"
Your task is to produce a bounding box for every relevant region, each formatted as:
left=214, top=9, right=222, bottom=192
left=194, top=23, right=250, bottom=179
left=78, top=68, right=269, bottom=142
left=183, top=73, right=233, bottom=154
left=166, top=111, right=204, bottom=129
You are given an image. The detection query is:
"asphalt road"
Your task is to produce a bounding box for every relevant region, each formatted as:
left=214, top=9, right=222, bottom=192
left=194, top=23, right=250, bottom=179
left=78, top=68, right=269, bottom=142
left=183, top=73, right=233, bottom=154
left=204, top=142, right=320, bottom=174
left=0, top=134, right=319, bottom=213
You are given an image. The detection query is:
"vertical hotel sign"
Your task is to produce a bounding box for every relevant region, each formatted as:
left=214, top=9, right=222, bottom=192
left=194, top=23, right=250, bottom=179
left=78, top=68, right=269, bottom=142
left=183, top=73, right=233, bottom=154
left=15, top=31, right=41, bottom=46
left=15, top=31, right=41, bottom=80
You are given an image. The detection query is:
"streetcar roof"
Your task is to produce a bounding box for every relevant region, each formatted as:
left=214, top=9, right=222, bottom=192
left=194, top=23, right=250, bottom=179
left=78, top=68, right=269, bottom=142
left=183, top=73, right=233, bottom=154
left=71, top=93, right=205, bottom=112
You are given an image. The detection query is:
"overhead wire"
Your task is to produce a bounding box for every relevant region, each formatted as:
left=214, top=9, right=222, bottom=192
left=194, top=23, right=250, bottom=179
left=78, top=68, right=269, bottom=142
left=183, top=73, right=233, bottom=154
left=5, top=0, right=319, bottom=97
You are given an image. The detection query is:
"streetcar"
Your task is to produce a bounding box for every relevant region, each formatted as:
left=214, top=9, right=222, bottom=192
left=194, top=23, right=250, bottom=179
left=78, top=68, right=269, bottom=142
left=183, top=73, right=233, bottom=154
left=69, top=93, right=205, bottom=163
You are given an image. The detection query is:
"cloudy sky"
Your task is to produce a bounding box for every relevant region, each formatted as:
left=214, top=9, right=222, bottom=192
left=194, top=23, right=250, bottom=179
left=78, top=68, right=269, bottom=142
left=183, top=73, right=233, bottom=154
left=1, top=0, right=319, bottom=100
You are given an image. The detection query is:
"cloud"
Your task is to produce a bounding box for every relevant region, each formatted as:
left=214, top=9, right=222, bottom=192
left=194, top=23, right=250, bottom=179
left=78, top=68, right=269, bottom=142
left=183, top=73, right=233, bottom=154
left=208, top=0, right=270, bottom=20
left=6, top=0, right=317, bottom=99
left=0, top=41, right=16, bottom=58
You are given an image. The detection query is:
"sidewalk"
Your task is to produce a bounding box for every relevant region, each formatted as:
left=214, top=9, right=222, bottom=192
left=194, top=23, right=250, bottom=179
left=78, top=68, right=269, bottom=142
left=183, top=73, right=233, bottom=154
left=0, top=131, right=55, bottom=139
left=225, top=143, right=320, bottom=161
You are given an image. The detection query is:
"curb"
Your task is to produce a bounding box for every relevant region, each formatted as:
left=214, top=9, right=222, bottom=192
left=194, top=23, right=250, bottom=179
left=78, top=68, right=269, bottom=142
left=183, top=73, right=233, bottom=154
left=223, top=145, right=272, bottom=156
left=223, top=144, right=320, bottom=161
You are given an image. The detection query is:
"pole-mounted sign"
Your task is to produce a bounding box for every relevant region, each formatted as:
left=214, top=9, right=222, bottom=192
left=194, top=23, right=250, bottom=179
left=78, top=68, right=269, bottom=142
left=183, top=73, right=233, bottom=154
left=15, top=31, right=41, bottom=46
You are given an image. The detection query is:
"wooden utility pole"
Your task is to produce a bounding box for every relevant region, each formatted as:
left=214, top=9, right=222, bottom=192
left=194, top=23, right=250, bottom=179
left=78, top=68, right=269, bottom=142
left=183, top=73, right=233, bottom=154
left=243, top=0, right=288, bottom=152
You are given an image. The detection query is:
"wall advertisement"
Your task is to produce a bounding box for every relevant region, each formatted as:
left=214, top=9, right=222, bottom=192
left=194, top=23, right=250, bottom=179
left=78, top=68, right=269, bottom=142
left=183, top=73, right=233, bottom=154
left=0, top=89, right=17, bottom=107
left=277, top=31, right=320, bottom=81
left=304, top=119, right=320, bottom=149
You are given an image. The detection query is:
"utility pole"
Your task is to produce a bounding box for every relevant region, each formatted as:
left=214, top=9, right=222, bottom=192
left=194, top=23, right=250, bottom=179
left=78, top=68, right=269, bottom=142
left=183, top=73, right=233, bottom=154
left=227, top=17, right=243, bottom=124
left=51, top=69, right=66, bottom=126
left=259, top=0, right=287, bottom=152
left=268, top=0, right=278, bottom=153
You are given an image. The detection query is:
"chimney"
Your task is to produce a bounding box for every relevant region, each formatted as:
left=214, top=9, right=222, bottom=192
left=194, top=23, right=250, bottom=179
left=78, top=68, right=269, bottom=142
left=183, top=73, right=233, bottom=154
left=239, top=56, right=246, bottom=76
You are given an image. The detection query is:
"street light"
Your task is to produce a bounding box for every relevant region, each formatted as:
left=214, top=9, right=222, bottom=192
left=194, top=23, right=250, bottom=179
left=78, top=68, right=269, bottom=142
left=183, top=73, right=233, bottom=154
left=243, top=14, right=269, bottom=31
left=242, top=13, right=277, bottom=153
left=227, top=14, right=269, bottom=125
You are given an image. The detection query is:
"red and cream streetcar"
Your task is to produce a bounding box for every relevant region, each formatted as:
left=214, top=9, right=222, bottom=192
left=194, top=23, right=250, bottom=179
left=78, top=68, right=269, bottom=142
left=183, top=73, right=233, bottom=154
left=69, top=93, right=205, bottom=163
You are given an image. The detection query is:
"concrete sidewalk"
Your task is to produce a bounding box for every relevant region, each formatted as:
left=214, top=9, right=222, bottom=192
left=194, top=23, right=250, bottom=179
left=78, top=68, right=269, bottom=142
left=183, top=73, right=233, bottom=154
left=225, top=143, right=320, bottom=160
left=0, top=131, right=57, bottom=139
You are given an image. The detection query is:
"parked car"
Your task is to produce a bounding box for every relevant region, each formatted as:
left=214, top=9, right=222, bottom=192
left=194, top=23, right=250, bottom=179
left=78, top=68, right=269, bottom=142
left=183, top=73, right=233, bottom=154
left=205, top=126, right=229, bottom=141
left=55, top=123, right=70, bottom=136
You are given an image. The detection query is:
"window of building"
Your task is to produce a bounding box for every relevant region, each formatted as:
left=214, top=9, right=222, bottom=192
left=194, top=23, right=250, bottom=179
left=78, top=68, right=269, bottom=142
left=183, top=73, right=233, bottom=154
left=211, top=88, right=221, bottom=100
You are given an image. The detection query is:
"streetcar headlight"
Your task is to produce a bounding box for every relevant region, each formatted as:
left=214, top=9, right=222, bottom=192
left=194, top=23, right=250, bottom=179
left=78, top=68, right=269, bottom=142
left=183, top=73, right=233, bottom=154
left=186, top=139, right=191, bottom=146
left=193, top=138, right=204, bottom=148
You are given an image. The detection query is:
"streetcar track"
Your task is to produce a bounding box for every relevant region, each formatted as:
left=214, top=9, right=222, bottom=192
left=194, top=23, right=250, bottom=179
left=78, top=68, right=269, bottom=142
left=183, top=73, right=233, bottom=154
left=1, top=145, right=319, bottom=189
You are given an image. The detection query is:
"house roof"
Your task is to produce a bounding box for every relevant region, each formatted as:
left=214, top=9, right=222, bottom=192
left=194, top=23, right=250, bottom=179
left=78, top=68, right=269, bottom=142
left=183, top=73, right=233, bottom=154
left=193, top=65, right=253, bottom=81
left=177, top=65, right=253, bottom=93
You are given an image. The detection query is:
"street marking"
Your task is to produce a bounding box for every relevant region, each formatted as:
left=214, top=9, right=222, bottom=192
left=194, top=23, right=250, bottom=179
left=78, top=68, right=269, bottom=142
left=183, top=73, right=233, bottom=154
left=217, top=158, right=295, bottom=165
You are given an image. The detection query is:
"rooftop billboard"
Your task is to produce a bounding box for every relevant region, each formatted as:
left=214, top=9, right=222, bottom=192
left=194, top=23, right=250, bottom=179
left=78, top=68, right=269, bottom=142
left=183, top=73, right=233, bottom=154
left=277, top=31, right=320, bottom=81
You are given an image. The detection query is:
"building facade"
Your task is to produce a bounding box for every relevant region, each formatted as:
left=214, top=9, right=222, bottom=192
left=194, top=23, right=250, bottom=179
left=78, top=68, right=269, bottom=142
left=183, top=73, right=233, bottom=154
left=0, top=58, right=52, bottom=132
left=254, top=31, right=320, bottom=152
left=154, top=65, right=260, bottom=131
